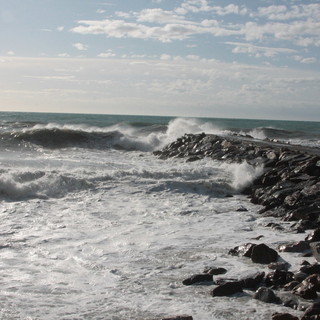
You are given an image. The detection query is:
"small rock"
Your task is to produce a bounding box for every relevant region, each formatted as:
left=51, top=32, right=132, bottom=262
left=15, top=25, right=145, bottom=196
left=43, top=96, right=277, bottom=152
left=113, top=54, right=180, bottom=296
left=162, top=316, right=193, bottom=320
left=283, top=281, right=300, bottom=291
left=306, top=228, right=320, bottom=243
left=265, top=269, right=294, bottom=287
left=182, top=274, right=213, bottom=286
left=292, top=274, right=320, bottom=300
left=253, top=287, right=280, bottom=303
left=228, top=243, right=256, bottom=257
left=203, top=267, right=227, bottom=275
left=309, top=242, right=320, bottom=262
left=301, top=301, right=320, bottom=320
left=269, top=262, right=290, bottom=271
left=300, top=264, right=320, bottom=275
left=279, top=241, right=310, bottom=253
left=240, top=272, right=265, bottom=289
left=272, top=313, right=299, bottom=320
left=211, top=281, right=243, bottom=297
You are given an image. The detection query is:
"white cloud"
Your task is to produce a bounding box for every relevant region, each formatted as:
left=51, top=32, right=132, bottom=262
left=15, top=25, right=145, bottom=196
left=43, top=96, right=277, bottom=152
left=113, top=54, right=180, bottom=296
left=136, top=8, right=185, bottom=24
left=98, top=50, right=116, bottom=58
left=7, top=51, right=15, bottom=56
left=227, top=42, right=297, bottom=58
left=255, top=4, right=320, bottom=21
left=294, top=56, right=317, bottom=64
left=160, top=54, right=171, bottom=60
left=57, top=26, right=65, bottom=32
left=73, top=43, right=88, bottom=51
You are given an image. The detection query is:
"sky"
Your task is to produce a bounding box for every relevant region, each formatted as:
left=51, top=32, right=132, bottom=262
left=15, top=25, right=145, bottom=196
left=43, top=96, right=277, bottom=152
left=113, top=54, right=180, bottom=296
left=0, top=0, right=320, bottom=121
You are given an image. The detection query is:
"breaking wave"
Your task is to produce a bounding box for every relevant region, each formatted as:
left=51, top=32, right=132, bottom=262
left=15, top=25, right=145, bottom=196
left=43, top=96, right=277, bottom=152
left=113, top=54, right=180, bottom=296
left=1, top=117, right=318, bottom=152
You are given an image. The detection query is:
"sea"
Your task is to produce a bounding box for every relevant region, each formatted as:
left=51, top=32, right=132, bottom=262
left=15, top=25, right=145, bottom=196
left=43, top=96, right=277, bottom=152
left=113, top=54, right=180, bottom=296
left=0, top=112, right=319, bottom=320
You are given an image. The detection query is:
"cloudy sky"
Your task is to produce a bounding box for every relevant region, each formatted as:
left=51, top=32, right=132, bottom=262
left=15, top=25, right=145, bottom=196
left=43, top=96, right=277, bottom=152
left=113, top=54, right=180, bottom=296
left=1, top=0, right=320, bottom=121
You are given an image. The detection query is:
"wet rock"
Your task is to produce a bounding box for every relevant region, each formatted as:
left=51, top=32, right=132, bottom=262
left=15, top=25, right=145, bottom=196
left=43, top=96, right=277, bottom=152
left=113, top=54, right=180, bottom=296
left=251, top=243, right=279, bottom=264
left=182, top=274, right=213, bottom=286
left=272, top=313, right=299, bottom=320
left=310, top=242, right=320, bottom=262
left=240, top=272, right=265, bottom=289
left=300, top=264, right=320, bottom=275
left=162, top=316, right=193, bottom=320
left=211, top=281, right=243, bottom=297
left=284, top=281, right=301, bottom=291
left=203, top=267, right=227, bottom=275
left=269, top=262, right=291, bottom=271
left=265, top=269, right=294, bottom=287
left=293, top=272, right=309, bottom=283
left=292, top=274, right=320, bottom=300
left=306, top=229, right=320, bottom=243
left=228, top=243, right=256, bottom=257
left=253, top=287, right=280, bottom=303
left=302, top=302, right=320, bottom=320
left=279, top=241, right=310, bottom=253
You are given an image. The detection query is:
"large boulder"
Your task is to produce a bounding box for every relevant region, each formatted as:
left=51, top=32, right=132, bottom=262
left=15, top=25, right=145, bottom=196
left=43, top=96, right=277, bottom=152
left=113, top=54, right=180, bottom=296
left=251, top=243, right=279, bottom=264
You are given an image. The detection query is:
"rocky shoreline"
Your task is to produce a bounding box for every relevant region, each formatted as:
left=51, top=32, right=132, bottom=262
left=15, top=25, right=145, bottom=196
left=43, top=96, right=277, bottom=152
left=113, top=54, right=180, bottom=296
left=154, top=133, right=320, bottom=320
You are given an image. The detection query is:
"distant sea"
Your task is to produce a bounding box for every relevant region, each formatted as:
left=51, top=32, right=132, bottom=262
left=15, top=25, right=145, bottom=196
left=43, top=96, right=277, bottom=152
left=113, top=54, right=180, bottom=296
left=0, top=111, right=318, bottom=319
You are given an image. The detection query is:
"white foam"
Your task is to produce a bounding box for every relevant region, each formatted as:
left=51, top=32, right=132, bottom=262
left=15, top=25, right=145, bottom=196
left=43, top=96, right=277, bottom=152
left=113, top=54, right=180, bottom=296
left=0, top=137, right=308, bottom=320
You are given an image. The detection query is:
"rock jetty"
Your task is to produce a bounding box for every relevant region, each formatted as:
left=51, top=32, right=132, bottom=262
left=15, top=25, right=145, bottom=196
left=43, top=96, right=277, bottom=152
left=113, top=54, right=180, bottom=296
left=154, top=133, right=320, bottom=232
left=154, top=133, right=320, bottom=320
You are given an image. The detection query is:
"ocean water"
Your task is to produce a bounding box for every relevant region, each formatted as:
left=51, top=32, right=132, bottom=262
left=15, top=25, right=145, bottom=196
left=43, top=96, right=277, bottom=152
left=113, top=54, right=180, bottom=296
left=0, top=112, right=319, bottom=320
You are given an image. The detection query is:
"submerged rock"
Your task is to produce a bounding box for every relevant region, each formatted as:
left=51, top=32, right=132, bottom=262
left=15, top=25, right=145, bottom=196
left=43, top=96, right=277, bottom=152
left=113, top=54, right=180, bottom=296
left=182, top=274, right=213, bottom=286
left=211, top=281, right=243, bottom=297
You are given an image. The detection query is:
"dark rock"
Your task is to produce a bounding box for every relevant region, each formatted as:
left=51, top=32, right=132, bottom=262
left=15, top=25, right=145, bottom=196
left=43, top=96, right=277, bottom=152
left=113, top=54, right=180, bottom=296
left=292, top=274, right=320, bottom=300
left=265, top=269, right=294, bottom=287
left=300, top=264, right=320, bottom=275
left=240, top=272, right=265, bottom=289
left=251, top=243, right=279, bottom=264
left=279, top=241, right=310, bottom=253
left=203, top=267, right=227, bottom=276
left=284, top=281, right=301, bottom=291
left=279, top=292, right=300, bottom=309
left=302, top=302, right=320, bottom=320
left=269, top=262, right=291, bottom=271
left=306, top=229, right=320, bottom=243
left=211, top=281, right=243, bottom=297
left=186, top=156, right=202, bottom=162
left=236, top=206, right=248, bottom=212
left=228, top=243, right=256, bottom=257
left=162, top=316, right=193, bottom=320
left=310, top=242, right=320, bottom=262
left=272, top=313, right=299, bottom=320
left=182, top=274, right=213, bottom=286
left=293, top=272, right=309, bottom=283
left=253, top=287, right=280, bottom=303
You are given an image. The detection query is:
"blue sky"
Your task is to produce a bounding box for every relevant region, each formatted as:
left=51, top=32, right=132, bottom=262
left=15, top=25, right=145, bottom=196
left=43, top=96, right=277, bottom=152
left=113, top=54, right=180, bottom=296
left=1, top=0, right=320, bottom=120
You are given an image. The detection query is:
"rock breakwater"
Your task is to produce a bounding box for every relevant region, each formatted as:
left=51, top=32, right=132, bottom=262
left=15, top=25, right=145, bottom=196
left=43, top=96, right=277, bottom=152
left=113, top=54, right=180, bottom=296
left=154, top=133, right=320, bottom=320
left=154, top=133, right=320, bottom=232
